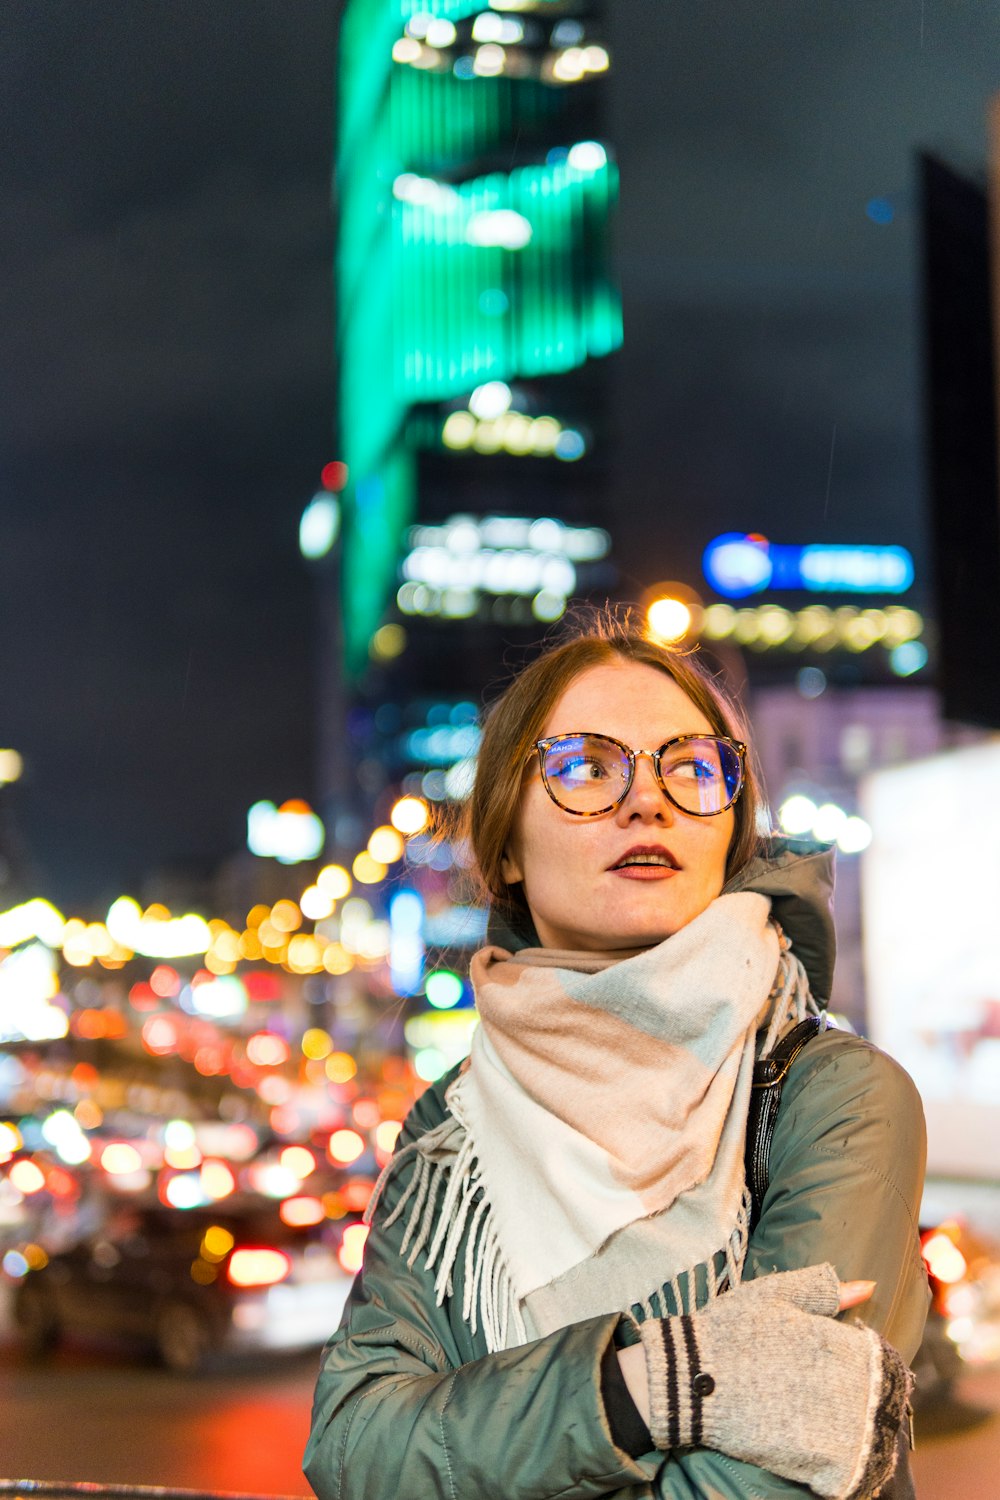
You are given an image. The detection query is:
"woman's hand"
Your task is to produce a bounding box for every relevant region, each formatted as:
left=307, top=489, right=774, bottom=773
left=839, top=1278, right=876, bottom=1311
left=618, top=1275, right=877, bottom=1424
left=621, top=1264, right=912, bottom=1498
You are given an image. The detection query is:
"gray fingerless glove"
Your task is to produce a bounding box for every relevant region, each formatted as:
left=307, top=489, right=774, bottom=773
left=638, top=1263, right=913, bottom=1499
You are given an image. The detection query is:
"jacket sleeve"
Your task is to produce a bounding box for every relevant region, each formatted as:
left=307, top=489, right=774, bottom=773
left=303, top=1081, right=661, bottom=1500
left=744, top=1028, right=930, bottom=1362
left=637, top=1029, right=929, bottom=1500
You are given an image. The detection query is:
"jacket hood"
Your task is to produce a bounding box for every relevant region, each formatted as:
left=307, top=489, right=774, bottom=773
left=721, top=836, right=836, bottom=1005
left=484, top=836, right=837, bottom=1007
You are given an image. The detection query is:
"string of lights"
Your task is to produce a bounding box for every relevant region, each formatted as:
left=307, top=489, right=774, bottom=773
left=0, top=794, right=435, bottom=976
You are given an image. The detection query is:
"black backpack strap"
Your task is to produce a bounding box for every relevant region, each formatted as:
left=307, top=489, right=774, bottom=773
left=745, top=1015, right=826, bottom=1231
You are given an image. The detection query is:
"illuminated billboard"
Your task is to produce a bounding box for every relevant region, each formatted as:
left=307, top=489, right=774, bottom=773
left=703, top=533, right=914, bottom=598
left=862, top=741, right=1000, bottom=1178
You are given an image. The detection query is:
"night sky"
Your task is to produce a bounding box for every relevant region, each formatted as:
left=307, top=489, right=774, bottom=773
left=2, top=1, right=998, bottom=913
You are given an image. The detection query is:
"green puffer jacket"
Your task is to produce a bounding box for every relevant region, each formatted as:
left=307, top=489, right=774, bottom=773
left=305, top=841, right=929, bottom=1499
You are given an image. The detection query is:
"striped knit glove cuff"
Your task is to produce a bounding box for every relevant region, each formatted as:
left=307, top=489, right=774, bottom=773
left=640, top=1312, right=713, bottom=1451
left=644, top=1314, right=716, bottom=1452
left=637, top=1264, right=914, bottom=1500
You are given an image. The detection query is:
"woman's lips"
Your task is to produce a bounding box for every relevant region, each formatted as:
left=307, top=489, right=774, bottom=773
left=609, top=865, right=679, bottom=881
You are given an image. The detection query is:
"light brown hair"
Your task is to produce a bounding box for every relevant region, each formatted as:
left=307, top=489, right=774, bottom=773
left=465, top=613, right=764, bottom=917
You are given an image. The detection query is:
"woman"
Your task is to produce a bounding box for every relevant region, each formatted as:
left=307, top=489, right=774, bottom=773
left=305, top=621, right=928, bottom=1499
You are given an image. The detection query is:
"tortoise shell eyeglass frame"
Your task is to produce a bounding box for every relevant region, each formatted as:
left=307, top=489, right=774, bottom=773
left=530, top=732, right=748, bottom=818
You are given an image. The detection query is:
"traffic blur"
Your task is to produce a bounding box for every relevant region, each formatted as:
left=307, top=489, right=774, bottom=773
left=914, top=1218, right=1000, bottom=1407
left=0, top=800, right=481, bottom=1370
left=0, top=1040, right=405, bottom=1372
left=12, top=1198, right=353, bottom=1372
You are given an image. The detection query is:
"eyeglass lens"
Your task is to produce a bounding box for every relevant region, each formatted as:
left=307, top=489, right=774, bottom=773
left=541, top=734, right=741, bottom=815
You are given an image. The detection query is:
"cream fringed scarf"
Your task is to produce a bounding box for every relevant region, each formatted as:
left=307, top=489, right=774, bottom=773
left=366, top=891, right=820, bottom=1353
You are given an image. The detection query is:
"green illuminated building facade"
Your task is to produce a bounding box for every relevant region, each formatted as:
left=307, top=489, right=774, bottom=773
left=334, top=0, right=621, bottom=678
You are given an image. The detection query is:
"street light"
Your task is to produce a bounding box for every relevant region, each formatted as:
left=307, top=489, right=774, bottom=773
left=643, top=583, right=704, bottom=645
left=0, top=750, right=23, bottom=786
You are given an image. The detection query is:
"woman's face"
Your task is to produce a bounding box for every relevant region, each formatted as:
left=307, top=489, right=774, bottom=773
left=501, top=661, right=736, bottom=951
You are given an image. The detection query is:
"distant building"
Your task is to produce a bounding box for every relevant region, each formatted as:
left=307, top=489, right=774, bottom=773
left=750, top=681, right=982, bottom=1026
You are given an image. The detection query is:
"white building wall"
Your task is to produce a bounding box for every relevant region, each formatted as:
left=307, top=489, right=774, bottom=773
left=749, top=685, right=949, bottom=1027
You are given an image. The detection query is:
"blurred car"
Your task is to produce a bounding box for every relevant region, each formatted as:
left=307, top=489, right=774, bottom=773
left=911, top=1217, right=1000, bottom=1408
left=12, top=1196, right=353, bottom=1372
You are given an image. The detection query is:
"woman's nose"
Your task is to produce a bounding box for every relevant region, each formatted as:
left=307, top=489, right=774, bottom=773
left=617, top=752, right=674, bottom=822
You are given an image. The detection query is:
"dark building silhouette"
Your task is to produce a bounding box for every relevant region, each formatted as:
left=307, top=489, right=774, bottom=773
left=920, top=152, right=1000, bottom=729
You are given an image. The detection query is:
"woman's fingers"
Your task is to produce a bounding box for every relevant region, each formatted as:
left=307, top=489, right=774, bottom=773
left=838, top=1279, right=876, bottom=1311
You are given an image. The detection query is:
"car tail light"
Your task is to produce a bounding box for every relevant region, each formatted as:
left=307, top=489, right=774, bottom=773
left=921, top=1225, right=968, bottom=1286
left=226, top=1247, right=292, bottom=1288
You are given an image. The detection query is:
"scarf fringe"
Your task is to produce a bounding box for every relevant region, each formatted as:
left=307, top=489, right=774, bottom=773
left=366, top=928, right=820, bottom=1351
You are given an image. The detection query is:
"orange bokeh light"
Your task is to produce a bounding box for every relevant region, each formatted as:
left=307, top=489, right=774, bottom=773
left=325, top=1052, right=358, bottom=1084
left=149, top=965, right=181, bottom=997
left=328, top=1129, right=365, bottom=1166
left=352, top=1098, right=381, bottom=1129
left=338, top=1223, right=369, bottom=1274
left=280, top=1146, right=316, bottom=1179
left=142, top=1015, right=180, bottom=1056
left=200, top=1160, right=237, bottom=1200
left=246, top=1032, right=290, bottom=1067
left=10, top=1160, right=46, bottom=1195
left=101, top=1143, right=143, bottom=1175
left=227, top=1248, right=291, bottom=1288
left=280, top=1196, right=325, bottom=1228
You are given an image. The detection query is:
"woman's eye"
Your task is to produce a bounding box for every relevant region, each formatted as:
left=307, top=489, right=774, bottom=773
left=668, top=757, right=717, bottom=781
left=556, top=757, right=607, bottom=781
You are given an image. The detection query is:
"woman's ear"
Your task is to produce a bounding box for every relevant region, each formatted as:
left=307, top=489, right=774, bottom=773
left=500, top=845, right=523, bottom=884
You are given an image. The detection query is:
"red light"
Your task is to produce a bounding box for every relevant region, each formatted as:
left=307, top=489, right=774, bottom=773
left=128, top=982, right=158, bottom=1012
left=73, top=1008, right=128, bottom=1039
left=921, top=1230, right=968, bottom=1285
left=73, top=1009, right=106, bottom=1039
left=45, top=1166, right=78, bottom=1200
left=142, top=1015, right=180, bottom=1056
left=321, top=461, right=348, bottom=492
left=194, top=1046, right=226, bottom=1077
left=226, top=1247, right=291, bottom=1288
left=342, top=1178, right=375, bottom=1213
left=244, top=971, right=282, bottom=1004
left=150, top=965, right=181, bottom=998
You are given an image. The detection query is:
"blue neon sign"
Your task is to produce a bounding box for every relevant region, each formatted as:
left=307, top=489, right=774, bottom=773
left=703, top=534, right=914, bottom=598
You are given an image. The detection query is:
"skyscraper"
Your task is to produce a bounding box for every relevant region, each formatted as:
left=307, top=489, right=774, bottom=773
left=333, top=0, right=621, bottom=681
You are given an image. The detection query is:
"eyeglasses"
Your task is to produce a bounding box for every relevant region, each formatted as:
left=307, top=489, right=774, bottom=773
left=533, top=732, right=746, bottom=818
